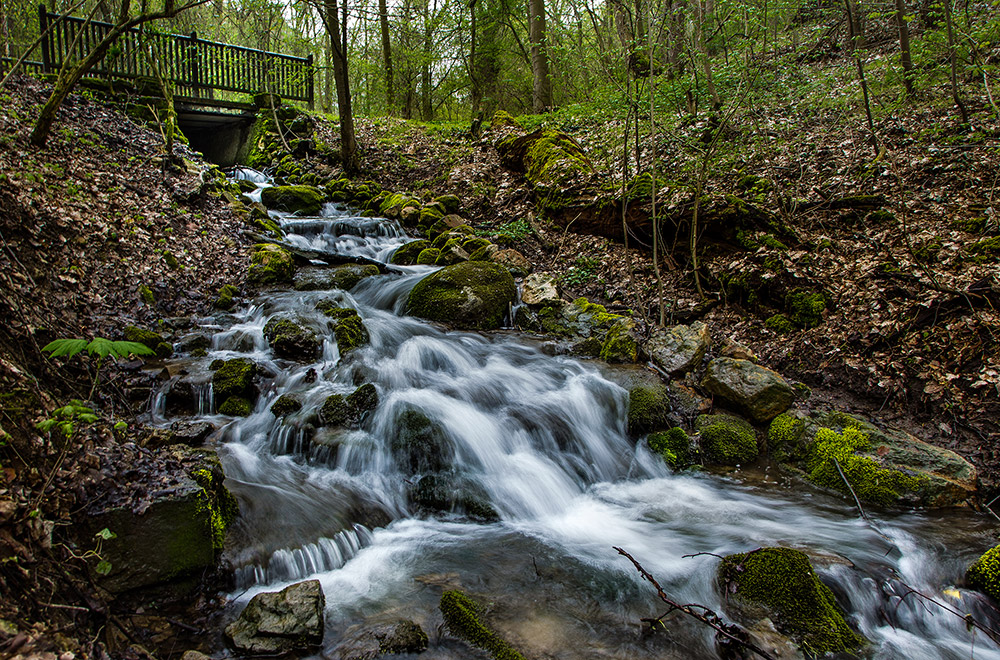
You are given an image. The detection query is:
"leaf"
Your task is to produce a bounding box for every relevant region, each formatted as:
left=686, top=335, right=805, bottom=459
left=110, top=340, right=154, bottom=359
left=95, top=528, right=117, bottom=540
left=42, top=338, right=89, bottom=360
left=95, top=560, right=113, bottom=576
left=85, top=337, right=115, bottom=359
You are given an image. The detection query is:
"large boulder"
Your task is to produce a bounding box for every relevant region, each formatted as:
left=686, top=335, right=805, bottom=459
left=294, top=264, right=381, bottom=291
left=717, top=547, right=867, bottom=656
left=406, top=262, right=517, bottom=331
left=411, top=473, right=500, bottom=522
left=967, top=545, right=1000, bottom=602
left=768, top=410, right=977, bottom=507
left=248, top=243, right=295, bottom=285
left=701, top=357, right=794, bottom=422
left=263, top=317, right=322, bottom=362
left=260, top=185, right=325, bottom=215
left=496, top=128, right=593, bottom=205
left=696, top=413, right=759, bottom=466
left=644, top=322, right=710, bottom=375
left=331, top=619, right=429, bottom=660
left=627, top=384, right=671, bottom=436
left=225, top=580, right=325, bottom=655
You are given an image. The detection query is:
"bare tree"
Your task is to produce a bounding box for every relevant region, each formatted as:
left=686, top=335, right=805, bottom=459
left=379, top=0, right=393, bottom=113
left=313, top=0, right=359, bottom=171
left=528, top=0, right=552, bottom=112
left=894, top=0, right=914, bottom=97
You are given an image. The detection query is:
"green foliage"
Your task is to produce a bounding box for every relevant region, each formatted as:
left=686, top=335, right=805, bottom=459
left=967, top=545, right=1000, bottom=602
left=43, top=338, right=153, bottom=361
left=647, top=427, right=691, bottom=469
left=561, top=255, right=601, bottom=287
left=36, top=400, right=98, bottom=439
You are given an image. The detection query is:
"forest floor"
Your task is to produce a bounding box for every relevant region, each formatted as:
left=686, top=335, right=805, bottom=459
left=0, top=61, right=998, bottom=658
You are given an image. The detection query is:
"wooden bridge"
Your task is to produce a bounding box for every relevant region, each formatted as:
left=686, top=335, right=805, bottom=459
left=35, top=5, right=314, bottom=111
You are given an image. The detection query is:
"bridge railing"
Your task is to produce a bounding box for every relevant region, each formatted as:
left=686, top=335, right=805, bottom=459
left=38, top=5, right=314, bottom=108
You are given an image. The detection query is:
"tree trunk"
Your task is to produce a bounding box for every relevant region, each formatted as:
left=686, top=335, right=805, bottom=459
left=528, top=0, right=552, bottom=112
left=694, top=0, right=719, bottom=107
left=421, top=0, right=432, bottom=120
left=894, top=0, right=914, bottom=96
left=943, top=0, right=968, bottom=123
left=379, top=0, right=393, bottom=114
left=324, top=0, right=359, bottom=171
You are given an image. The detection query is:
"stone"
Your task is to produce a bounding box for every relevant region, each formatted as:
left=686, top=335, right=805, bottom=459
left=521, top=273, right=561, bottom=307
left=391, top=409, right=450, bottom=474
left=717, top=547, right=867, bottom=656
left=169, top=420, right=215, bottom=446
left=968, top=545, right=1000, bottom=602
left=435, top=194, right=461, bottom=214
left=294, top=264, right=381, bottom=291
left=406, top=261, right=517, bottom=331
left=124, top=325, right=172, bottom=358
left=212, top=358, right=257, bottom=401
left=331, top=619, right=429, bottom=660
left=263, top=317, right=322, bottom=362
left=248, top=244, right=295, bottom=285
left=645, top=322, right=710, bottom=375
left=389, top=240, right=430, bottom=266
left=696, top=413, right=759, bottom=466
left=225, top=580, right=325, bottom=655
left=493, top=248, right=532, bottom=277
left=270, top=394, right=302, bottom=417
left=439, top=590, right=526, bottom=660
left=411, top=474, right=500, bottom=522
left=319, top=384, right=378, bottom=427
left=434, top=240, right=470, bottom=266
left=599, top=318, right=638, bottom=363
left=627, top=384, right=670, bottom=436
left=260, top=185, right=325, bottom=215
left=702, top=357, right=794, bottom=422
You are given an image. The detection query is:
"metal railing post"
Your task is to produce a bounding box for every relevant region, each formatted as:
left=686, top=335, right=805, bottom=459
left=189, top=30, right=199, bottom=97
left=38, top=4, right=51, bottom=73
left=306, top=53, right=314, bottom=110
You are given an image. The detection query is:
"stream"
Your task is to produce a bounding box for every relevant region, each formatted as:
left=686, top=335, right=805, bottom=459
left=155, top=169, right=1000, bottom=659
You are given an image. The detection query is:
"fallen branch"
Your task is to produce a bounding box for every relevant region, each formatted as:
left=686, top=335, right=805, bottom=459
left=615, top=546, right=777, bottom=660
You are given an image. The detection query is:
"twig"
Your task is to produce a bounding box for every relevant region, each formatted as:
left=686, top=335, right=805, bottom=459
left=894, top=581, right=1000, bottom=647
left=615, top=547, right=777, bottom=660
left=832, top=456, right=869, bottom=521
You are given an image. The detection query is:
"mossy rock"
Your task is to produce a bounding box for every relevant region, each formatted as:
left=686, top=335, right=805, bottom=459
left=469, top=244, right=499, bottom=262
left=718, top=547, right=867, bottom=656
left=260, top=185, right=325, bottom=215
left=219, top=395, right=253, bottom=417
left=435, top=194, right=461, bottom=214
left=390, top=240, right=431, bottom=266
left=627, top=385, right=670, bottom=436
left=214, top=284, right=239, bottom=310
left=701, top=357, right=794, bottom=422
left=439, top=590, right=526, bottom=660
left=967, top=545, right=1000, bottom=602
left=462, top=237, right=492, bottom=253
left=416, top=248, right=441, bottom=265
left=318, top=385, right=378, bottom=428
left=765, top=314, right=794, bottom=334
left=785, top=289, right=828, bottom=329
left=648, top=427, right=691, bottom=470
left=406, top=262, right=517, bottom=331
left=411, top=474, right=500, bottom=522
left=497, top=128, right=592, bottom=201
left=391, top=409, right=450, bottom=475
left=696, top=413, right=759, bottom=466
left=124, top=325, right=172, bottom=358
left=212, top=357, right=257, bottom=401
left=330, top=311, right=370, bottom=356
left=293, top=264, right=381, bottom=292
left=270, top=394, right=302, bottom=417
left=435, top=240, right=470, bottom=266
left=248, top=244, right=295, bottom=285
left=767, top=413, right=807, bottom=463
left=599, top=319, right=638, bottom=363
left=263, top=317, right=321, bottom=362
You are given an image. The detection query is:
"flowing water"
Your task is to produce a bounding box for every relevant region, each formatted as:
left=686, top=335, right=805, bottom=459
left=158, top=171, right=1000, bottom=659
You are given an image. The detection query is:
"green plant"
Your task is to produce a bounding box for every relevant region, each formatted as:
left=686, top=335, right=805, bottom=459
left=43, top=337, right=154, bottom=399
left=36, top=399, right=98, bottom=439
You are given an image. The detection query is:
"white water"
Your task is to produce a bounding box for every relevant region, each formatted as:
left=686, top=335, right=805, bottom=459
left=158, top=171, right=1000, bottom=659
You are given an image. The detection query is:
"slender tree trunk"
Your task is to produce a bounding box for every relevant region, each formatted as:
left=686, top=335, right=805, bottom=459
left=943, top=0, right=968, bottom=123
left=528, top=0, right=552, bottom=112
left=694, top=0, right=719, bottom=107
left=379, top=0, right=393, bottom=114
left=844, top=0, right=878, bottom=156
left=324, top=46, right=334, bottom=112
left=421, top=0, right=432, bottom=120
left=894, top=0, right=914, bottom=97
left=324, top=0, right=359, bottom=171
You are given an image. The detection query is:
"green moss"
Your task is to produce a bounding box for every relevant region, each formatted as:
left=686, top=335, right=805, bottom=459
left=786, top=290, right=827, bottom=329
left=760, top=234, right=788, bottom=251
left=462, top=237, right=491, bottom=253
left=718, top=547, right=866, bottom=655
left=416, top=248, right=441, bottom=265
left=139, top=284, right=155, bottom=305
left=260, top=185, right=325, bottom=215
left=950, top=216, right=987, bottom=233
left=599, top=320, right=638, bottom=363
left=125, top=325, right=171, bottom=357
left=435, top=194, right=461, bottom=214
left=248, top=244, right=295, bottom=285
left=967, top=545, right=1000, bottom=601
left=218, top=395, right=253, bottom=416
left=765, top=314, right=794, bottom=334
left=406, top=262, right=517, bottom=331
left=391, top=240, right=431, bottom=265
left=263, top=318, right=321, bottom=361
left=806, top=426, right=926, bottom=506
left=214, top=284, right=239, bottom=310
left=627, top=385, right=670, bottom=435
left=320, top=394, right=350, bottom=426
left=696, top=414, right=758, bottom=465
left=767, top=413, right=806, bottom=462
left=969, top=237, right=1000, bottom=262
left=162, top=250, right=181, bottom=269
left=326, top=310, right=369, bottom=356
left=866, top=210, right=896, bottom=225
left=212, top=358, right=257, bottom=401
left=648, top=427, right=691, bottom=469
left=439, top=590, right=526, bottom=660
left=190, top=465, right=239, bottom=552
left=270, top=394, right=302, bottom=417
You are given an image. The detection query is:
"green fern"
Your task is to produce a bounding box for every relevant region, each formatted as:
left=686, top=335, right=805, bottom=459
left=42, top=337, right=155, bottom=401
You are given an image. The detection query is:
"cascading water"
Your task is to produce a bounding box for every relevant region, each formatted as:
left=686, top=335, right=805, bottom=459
left=156, top=171, right=1000, bottom=659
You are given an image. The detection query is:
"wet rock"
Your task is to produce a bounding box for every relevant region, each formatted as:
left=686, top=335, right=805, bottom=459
left=294, top=264, right=381, bottom=291
left=164, top=378, right=198, bottom=416
left=260, top=185, right=325, bottom=215
left=644, top=322, right=710, bottom=375
left=263, top=317, right=322, bottom=362
left=316, top=305, right=370, bottom=357
left=521, top=273, right=561, bottom=307
left=332, top=619, right=429, bottom=660
left=647, top=427, right=692, bottom=470
left=225, top=580, right=325, bottom=655
left=270, top=394, right=302, bottom=417
left=219, top=396, right=253, bottom=416
left=627, top=384, right=671, bottom=435
left=599, top=318, right=638, bottom=363
left=175, top=333, right=212, bottom=355
left=213, top=358, right=257, bottom=400
left=169, top=420, right=215, bottom=446
left=248, top=244, right=295, bottom=285
left=415, top=248, right=440, bottom=265
left=701, top=357, right=794, bottom=422
left=696, top=413, right=759, bottom=466
left=390, top=240, right=430, bottom=266
left=435, top=194, right=461, bottom=214
left=406, top=262, right=517, bottom=331
left=439, top=589, right=526, bottom=660
left=411, top=474, right=500, bottom=522
left=768, top=410, right=977, bottom=507
left=319, top=384, right=378, bottom=427
left=493, top=248, right=532, bottom=277
left=81, top=451, right=236, bottom=593
left=434, top=239, right=470, bottom=266
left=717, top=547, right=867, bottom=656
left=124, top=325, right=173, bottom=358
left=967, top=545, right=1000, bottom=601
left=391, top=409, right=451, bottom=474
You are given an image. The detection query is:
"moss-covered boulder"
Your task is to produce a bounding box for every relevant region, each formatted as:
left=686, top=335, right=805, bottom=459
left=435, top=239, right=471, bottom=266
left=260, top=185, right=325, bottom=215
left=627, top=384, right=671, bottom=436
left=718, top=547, right=866, bottom=656
left=263, top=317, right=322, bottom=362
left=435, top=194, right=461, bottom=214
left=967, top=545, right=1000, bottom=602
left=316, top=306, right=369, bottom=357
left=768, top=410, right=977, bottom=507
left=411, top=474, right=500, bottom=522
left=270, top=394, right=302, bottom=417
left=496, top=128, right=593, bottom=205
left=390, top=240, right=431, bottom=265
left=599, top=319, right=638, bottom=363
left=644, top=322, right=710, bottom=375
left=293, top=264, right=381, bottom=292
left=213, top=358, right=257, bottom=401
left=696, top=413, right=759, bottom=466
left=319, top=384, right=378, bottom=428
left=701, top=357, right=794, bottom=422
left=493, top=248, right=532, bottom=277
left=80, top=450, right=237, bottom=593
left=416, top=248, right=441, bottom=265
left=124, top=325, right=173, bottom=358
left=218, top=396, right=253, bottom=417
left=439, top=590, right=526, bottom=660
left=214, top=284, right=239, bottom=310
left=647, top=427, right=691, bottom=470
left=391, top=409, right=451, bottom=474
left=406, top=262, right=517, bottom=331
left=248, top=243, right=295, bottom=285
